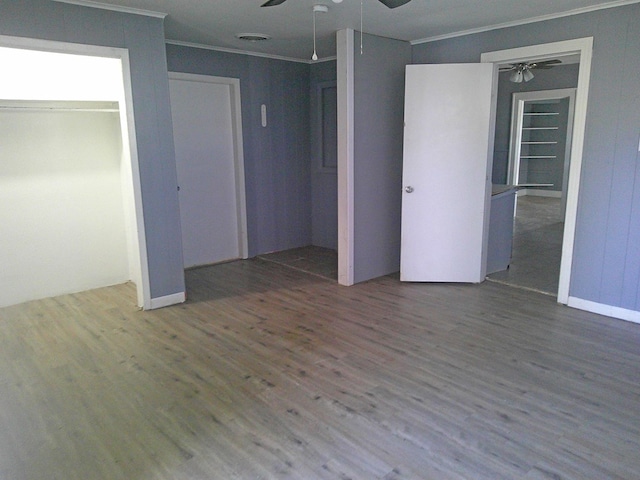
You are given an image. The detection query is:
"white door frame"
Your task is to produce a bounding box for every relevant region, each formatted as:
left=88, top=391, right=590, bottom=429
left=0, top=34, right=152, bottom=309
left=168, top=72, right=249, bottom=261
left=482, top=37, right=594, bottom=304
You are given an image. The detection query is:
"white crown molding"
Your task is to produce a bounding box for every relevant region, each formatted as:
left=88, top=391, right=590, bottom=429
left=166, top=39, right=337, bottom=65
left=411, top=0, right=640, bottom=45
left=52, top=0, right=167, bottom=19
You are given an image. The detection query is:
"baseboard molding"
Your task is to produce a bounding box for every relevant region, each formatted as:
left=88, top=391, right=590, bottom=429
left=149, top=291, right=186, bottom=310
left=568, top=296, right=640, bottom=324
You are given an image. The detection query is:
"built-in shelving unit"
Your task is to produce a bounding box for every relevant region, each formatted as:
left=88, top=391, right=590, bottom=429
left=519, top=106, right=560, bottom=176
left=508, top=90, right=576, bottom=205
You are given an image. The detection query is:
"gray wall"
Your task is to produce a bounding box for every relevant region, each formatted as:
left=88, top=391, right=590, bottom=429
left=412, top=3, right=640, bottom=311
left=0, top=0, right=185, bottom=301
left=493, top=64, right=579, bottom=184
left=310, top=60, right=338, bottom=250
left=166, top=45, right=311, bottom=256
left=9, top=1, right=638, bottom=313
left=353, top=33, right=412, bottom=283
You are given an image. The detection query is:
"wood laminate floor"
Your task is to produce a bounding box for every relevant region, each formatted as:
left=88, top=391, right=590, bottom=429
left=1, top=259, right=639, bottom=479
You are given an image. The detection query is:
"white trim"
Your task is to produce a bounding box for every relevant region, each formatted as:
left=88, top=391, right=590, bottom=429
left=336, top=29, right=355, bottom=286
left=0, top=34, right=152, bottom=310
left=411, top=0, right=640, bottom=45
left=149, top=291, right=186, bottom=310
left=166, top=40, right=337, bottom=65
left=120, top=50, right=152, bottom=309
left=0, top=34, right=123, bottom=58
left=568, top=297, right=640, bottom=324
left=167, top=72, right=250, bottom=261
left=52, top=0, right=167, bottom=18
left=482, top=37, right=594, bottom=306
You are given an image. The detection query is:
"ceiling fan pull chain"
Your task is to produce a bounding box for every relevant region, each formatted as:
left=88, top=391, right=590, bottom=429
left=360, top=0, right=364, bottom=54
left=312, top=6, right=318, bottom=60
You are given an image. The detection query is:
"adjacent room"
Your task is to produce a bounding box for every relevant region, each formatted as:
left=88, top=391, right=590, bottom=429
left=1, top=0, right=639, bottom=478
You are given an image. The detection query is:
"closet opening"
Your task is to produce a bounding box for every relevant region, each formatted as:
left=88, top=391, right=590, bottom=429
left=0, top=38, right=149, bottom=309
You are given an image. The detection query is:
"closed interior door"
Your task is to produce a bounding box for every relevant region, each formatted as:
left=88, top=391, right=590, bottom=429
left=169, top=78, right=241, bottom=268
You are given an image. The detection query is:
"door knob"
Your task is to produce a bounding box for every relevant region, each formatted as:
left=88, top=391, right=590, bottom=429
left=405, top=186, right=414, bottom=193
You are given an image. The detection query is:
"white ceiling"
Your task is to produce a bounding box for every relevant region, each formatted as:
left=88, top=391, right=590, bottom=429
left=61, top=0, right=636, bottom=62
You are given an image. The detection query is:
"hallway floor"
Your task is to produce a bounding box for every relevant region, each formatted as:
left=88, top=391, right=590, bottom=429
left=488, top=195, right=563, bottom=296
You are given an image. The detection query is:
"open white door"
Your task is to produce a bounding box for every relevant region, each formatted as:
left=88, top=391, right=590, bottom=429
left=400, top=64, right=495, bottom=282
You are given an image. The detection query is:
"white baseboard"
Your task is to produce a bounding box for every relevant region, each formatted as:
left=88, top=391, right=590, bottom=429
left=568, top=296, right=640, bottom=324
left=149, top=291, right=186, bottom=310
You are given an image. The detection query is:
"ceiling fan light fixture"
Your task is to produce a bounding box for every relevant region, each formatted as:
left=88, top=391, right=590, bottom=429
left=523, top=69, right=535, bottom=82
left=510, top=70, right=523, bottom=83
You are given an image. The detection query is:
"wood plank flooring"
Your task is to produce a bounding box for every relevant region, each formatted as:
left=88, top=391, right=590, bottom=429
left=1, top=258, right=639, bottom=479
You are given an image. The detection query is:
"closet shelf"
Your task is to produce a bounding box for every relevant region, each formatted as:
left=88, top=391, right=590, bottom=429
left=520, top=155, right=557, bottom=159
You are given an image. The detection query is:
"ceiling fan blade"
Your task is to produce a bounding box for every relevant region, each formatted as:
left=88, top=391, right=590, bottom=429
left=378, top=0, right=412, bottom=8
left=530, top=59, right=562, bottom=69
left=261, top=0, right=287, bottom=6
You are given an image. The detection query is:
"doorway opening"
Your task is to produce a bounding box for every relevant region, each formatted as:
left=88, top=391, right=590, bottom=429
left=488, top=88, right=576, bottom=295
left=481, top=37, right=594, bottom=304
left=0, top=36, right=149, bottom=309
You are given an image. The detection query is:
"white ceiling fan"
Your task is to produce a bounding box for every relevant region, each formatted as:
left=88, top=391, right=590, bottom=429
left=261, top=0, right=412, bottom=8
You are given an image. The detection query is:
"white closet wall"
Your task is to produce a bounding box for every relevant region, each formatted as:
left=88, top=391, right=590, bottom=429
left=0, top=106, right=130, bottom=307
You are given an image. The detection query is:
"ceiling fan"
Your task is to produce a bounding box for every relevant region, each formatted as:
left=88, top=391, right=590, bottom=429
left=261, top=0, right=412, bottom=8
left=500, top=59, right=562, bottom=83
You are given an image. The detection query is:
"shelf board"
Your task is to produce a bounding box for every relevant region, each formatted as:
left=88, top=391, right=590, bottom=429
left=520, top=155, right=557, bottom=159
left=522, top=126, right=559, bottom=130
left=523, top=112, right=560, bottom=116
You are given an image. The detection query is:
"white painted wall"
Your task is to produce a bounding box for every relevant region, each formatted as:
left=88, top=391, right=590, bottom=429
left=0, top=108, right=130, bottom=307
